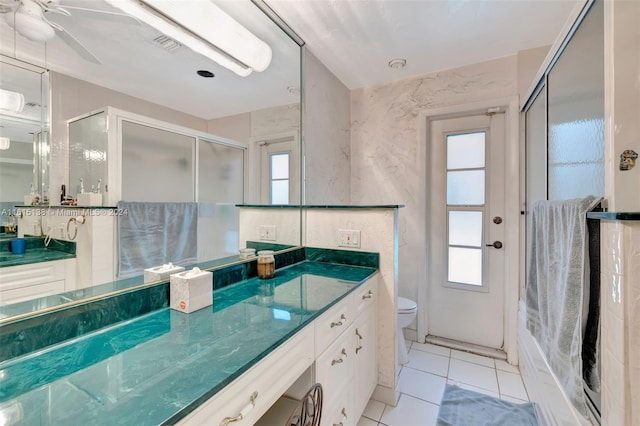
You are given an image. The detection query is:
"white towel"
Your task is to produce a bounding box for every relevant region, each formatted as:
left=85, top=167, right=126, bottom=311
left=526, top=196, right=601, bottom=416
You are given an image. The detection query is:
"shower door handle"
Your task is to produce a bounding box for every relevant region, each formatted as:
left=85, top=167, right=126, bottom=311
left=486, top=241, right=503, bottom=249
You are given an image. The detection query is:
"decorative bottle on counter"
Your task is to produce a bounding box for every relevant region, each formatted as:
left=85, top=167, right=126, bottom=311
left=257, top=250, right=275, bottom=279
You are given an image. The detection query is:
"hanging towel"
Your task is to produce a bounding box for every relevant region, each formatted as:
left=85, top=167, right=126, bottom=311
left=526, top=196, right=601, bottom=416
left=117, top=202, right=198, bottom=279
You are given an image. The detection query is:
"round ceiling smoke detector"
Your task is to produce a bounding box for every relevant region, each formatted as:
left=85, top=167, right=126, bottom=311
left=388, top=58, right=407, bottom=70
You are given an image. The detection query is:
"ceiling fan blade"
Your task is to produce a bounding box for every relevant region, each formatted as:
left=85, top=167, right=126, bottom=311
left=54, top=26, right=102, bottom=64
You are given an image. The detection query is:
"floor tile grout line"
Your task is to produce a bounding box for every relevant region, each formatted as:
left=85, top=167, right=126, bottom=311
left=403, top=364, right=449, bottom=379
left=397, top=391, right=442, bottom=407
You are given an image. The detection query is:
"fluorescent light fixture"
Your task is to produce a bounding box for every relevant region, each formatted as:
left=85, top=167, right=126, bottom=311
left=105, top=0, right=272, bottom=77
left=0, top=89, right=25, bottom=112
left=0, top=137, right=10, bottom=150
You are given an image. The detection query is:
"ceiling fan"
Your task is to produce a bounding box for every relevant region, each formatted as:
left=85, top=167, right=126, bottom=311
left=1, top=0, right=139, bottom=64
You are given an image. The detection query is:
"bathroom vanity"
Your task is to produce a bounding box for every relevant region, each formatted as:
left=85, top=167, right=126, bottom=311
left=0, top=258, right=379, bottom=425
left=0, top=237, right=76, bottom=306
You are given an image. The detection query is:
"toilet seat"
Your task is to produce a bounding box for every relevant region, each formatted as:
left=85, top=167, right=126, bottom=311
left=398, top=296, right=417, bottom=313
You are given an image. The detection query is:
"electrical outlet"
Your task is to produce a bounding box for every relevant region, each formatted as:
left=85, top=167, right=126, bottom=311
left=259, top=225, right=277, bottom=241
left=338, top=229, right=361, bottom=248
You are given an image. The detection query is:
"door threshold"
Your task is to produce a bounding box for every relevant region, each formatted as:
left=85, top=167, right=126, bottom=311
left=425, top=335, right=507, bottom=360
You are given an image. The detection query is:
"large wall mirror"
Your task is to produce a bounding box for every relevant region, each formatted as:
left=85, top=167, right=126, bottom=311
left=0, top=0, right=302, bottom=319
left=0, top=58, right=49, bottom=236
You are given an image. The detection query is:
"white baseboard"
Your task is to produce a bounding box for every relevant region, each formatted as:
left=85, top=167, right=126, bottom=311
left=372, top=384, right=399, bottom=407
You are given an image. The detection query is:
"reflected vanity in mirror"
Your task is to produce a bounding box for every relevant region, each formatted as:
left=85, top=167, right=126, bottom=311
left=0, top=0, right=303, bottom=321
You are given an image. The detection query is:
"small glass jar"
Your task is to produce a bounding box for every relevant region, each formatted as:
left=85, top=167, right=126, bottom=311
left=239, top=248, right=256, bottom=259
left=257, top=250, right=275, bottom=279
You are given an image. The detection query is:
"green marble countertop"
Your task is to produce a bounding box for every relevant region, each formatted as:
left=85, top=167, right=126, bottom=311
left=0, top=261, right=377, bottom=425
left=0, top=248, right=75, bottom=268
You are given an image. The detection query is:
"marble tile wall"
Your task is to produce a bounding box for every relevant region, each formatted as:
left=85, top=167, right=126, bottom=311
left=601, top=1, right=640, bottom=424
left=303, top=50, right=351, bottom=205
left=600, top=220, right=640, bottom=426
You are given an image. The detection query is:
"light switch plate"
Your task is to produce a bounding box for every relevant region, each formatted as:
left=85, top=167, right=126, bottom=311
left=338, top=229, right=361, bottom=248
left=259, top=225, right=277, bottom=241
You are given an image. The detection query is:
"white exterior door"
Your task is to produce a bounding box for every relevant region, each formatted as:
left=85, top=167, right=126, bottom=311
left=428, top=113, right=506, bottom=349
left=258, top=135, right=299, bottom=205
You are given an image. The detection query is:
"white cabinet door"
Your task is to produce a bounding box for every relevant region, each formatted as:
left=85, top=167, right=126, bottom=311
left=353, top=302, right=377, bottom=417
left=316, top=323, right=356, bottom=426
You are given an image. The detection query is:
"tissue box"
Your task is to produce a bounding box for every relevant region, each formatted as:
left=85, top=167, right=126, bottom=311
left=77, top=192, right=102, bottom=206
left=144, top=263, right=185, bottom=283
left=170, top=268, right=213, bottom=313
left=23, top=195, right=34, bottom=206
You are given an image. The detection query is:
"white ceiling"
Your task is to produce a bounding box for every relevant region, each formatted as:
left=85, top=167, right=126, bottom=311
left=266, top=0, right=578, bottom=89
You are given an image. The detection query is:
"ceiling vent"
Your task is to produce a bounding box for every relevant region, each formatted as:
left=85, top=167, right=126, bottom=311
left=153, top=35, right=182, bottom=52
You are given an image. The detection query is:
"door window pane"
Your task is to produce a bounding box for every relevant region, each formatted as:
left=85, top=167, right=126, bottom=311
left=270, top=152, right=289, bottom=204
left=449, top=211, right=483, bottom=247
left=447, top=170, right=485, bottom=205
left=447, top=132, right=485, bottom=170
left=271, top=153, right=289, bottom=179
left=448, top=247, right=482, bottom=286
left=271, top=180, right=289, bottom=204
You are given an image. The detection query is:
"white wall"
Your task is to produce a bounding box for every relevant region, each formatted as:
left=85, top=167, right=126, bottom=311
left=238, top=208, right=301, bottom=248
left=303, top=50, right=351, bottom=205
left=350, top=56, right=521, bottom=332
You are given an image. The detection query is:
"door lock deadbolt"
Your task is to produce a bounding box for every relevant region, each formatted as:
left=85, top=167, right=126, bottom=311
left=493, top=216, right=503, bottom=224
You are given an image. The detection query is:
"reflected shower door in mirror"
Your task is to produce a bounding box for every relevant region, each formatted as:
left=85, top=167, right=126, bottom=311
left=0, top=58, right=49, bottom=237
left=0, top=0, right=303, bottom=320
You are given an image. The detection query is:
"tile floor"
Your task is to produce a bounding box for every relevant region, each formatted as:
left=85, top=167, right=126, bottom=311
left=358, top=341, right=531, bottom=426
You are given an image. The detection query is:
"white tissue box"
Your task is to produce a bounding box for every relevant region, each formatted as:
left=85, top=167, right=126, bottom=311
left=170, top=268, right=213, bottom=313
left=144, top=263, right=185, bottom=283
left=23, top=195, right=34, bottom=206
left=77, top=192, right=102, bottom=206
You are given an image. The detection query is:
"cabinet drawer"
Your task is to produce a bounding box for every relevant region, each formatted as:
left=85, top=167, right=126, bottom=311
left=354, top=275, right=378, bottom=315
left=178, top=325, right=314, bottom=426
left=0, top=279, right=65, bottom=305
left=0, top=260, right=66, bottom=291
left=321, top=384, right=355, bottom=426
left=316, top=328, right=355, bottom=402
left=315, top=295, right=354, bottom=356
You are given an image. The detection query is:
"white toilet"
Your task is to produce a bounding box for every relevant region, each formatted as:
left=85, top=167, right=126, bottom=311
left=397, top=296, right=418, bottom=365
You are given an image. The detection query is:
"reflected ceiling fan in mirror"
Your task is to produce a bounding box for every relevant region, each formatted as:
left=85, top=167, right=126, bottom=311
left=1, top=0, right=138, bottom=64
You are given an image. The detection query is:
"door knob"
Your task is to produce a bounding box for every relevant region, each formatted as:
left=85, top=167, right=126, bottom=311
left=486, top=241, right=503, bottom=249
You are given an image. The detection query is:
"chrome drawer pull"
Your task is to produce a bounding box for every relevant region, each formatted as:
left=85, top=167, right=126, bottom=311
left=330, top=314, right=346, bottom=328
left=361, top=290, right=373, bottom=300
left=355, top=328, right=363, bottom=354
left=331, top=349, right=348, bottom=365
left=220, top=391, right=258, bottom=426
